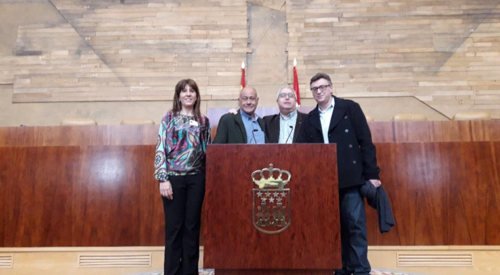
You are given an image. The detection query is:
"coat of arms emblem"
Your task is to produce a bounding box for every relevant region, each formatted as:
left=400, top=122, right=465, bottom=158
left=252, top=163, right=291, bottom=234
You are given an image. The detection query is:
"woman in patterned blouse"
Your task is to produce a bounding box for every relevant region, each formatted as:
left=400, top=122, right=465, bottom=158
left=154, top=79, right=211, bottom=275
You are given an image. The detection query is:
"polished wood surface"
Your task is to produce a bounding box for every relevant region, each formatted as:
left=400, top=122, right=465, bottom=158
left=215, top=270, right=333, bottom=275
left=0, top=145, right=164, bottom=247
left=203, top=144, right=341, bottom=270
left=384, top=120, right=500, bottom=143
left=0, top=125, right=158, bottom=147
left=1, top=125, right=500, bottom=248
left=1, top=120, right=500, bottom=147
left=366, top=142, right=500, bottom=246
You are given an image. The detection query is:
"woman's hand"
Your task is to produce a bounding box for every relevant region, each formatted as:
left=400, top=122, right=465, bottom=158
left=160, top=181, right=173, bottom=200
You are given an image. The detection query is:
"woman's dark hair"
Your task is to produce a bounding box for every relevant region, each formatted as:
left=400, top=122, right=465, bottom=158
left=173, top=79, right=202, bottom=122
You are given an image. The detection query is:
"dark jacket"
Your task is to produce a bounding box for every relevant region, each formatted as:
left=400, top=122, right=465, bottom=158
left=213, top=110, right=267, bottom=144
left=263, top=111, right=308, bottom=143
left=360, top=181, right=395, bottom=233
left=297, top=96, right=380, bottom=189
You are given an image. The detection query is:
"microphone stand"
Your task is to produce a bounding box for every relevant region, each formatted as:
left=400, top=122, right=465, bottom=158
left=284, top=125, right=294, bottom=144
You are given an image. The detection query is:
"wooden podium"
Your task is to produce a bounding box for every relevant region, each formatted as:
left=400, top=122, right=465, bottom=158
left=203, top=144, right=341, bottom=275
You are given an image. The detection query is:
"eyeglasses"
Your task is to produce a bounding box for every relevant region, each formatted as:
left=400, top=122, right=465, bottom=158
left=240, top=96, right=257, bottom=102
left=311, top=85, right=330, bottom=93
left=278, top=92, right=296, bottom=99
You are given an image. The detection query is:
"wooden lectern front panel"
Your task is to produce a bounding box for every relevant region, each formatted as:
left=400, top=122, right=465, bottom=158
left=203, top=144, right=341, bottom=270
left=215, top=270, right=334, bottom=275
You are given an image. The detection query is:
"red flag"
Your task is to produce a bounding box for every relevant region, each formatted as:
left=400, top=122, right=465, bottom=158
left=240, top=61, right=246, bottom=89
left=293, top=58, right=301, bottom=106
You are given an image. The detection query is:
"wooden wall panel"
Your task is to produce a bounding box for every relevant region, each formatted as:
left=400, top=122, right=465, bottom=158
left=487, top=143, right=500, bottom=245
left=367, top=122, right=394, bottom=143
left=0, top=146, right=164, bottom=247
left=0, top=118, right=499, bottom=147
left=1, top=124, right=500, bottom=247
left=0, top=125, right=158, bottom=147
left=372, top=120, right=500, bottom=143
left=366, top=142, right=500, bottom=246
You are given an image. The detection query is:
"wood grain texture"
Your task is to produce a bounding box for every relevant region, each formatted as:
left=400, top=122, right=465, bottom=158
left=0, top=125, right=158, bottom=147
left=0, top=145, right=164, bottom=247
left=1, top=125, right=500, bottom=248
left=374, top=120, right=500, bottom=142
left=487, top=142, right=500, bottom=245
left=203, top=144, right=341, bottom=270
left=215, top=270, right=333, bottom=275
left=1, top=120, right=500, bottom=147
left=366, top=142, right=500, bottom=246
left=211, top=121, right=500, bottom=144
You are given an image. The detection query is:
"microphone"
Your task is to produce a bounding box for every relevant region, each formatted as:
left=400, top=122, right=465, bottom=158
left=252, top=129, right=258, bottom=144
left=284, top=125, right=294, bottom=144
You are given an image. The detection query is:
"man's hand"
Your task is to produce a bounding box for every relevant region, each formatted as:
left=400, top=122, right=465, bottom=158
left=228, top=108, right=238, bottom=114
left=369, top=179, right=382, bottom=188
left=160, top=181, right=173, bottom=200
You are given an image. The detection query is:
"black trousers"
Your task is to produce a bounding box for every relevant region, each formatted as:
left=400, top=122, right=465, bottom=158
left=162, top=173, right=205, bottom=275
left=335, top=186, right=371, bottom=275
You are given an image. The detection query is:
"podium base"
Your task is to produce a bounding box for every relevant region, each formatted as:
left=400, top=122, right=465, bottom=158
left=215, top=269, right=334, bottom=275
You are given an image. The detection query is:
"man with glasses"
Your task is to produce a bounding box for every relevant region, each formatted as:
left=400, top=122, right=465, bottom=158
left=263, top=86, right=307, bottom=144
left=297, top=73, right=381, bottom=275
left=213, top=86, right=266, bottom=144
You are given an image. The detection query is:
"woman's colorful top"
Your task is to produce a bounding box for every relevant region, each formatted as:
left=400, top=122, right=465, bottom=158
left=154, top=111, right=211, bottom=182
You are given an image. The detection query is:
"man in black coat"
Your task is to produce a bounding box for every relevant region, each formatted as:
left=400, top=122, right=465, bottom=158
left=297, top=73, right=381, bottom=275
left=263, top=86, right=308, bottom=144
left=213, top=87, right=266, bottom=144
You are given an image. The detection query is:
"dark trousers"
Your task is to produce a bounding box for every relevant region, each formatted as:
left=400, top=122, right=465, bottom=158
left=162, top=173, right=205, bottom=275
left=335, top=186, right=371, bottom=275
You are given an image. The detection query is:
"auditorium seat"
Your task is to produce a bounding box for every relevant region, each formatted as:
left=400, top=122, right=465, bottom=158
left=60, top=118, right=98, bottom=126
left=453, top=111, right=491, bottom=121
left=120, top=119, right=155, bottom=125
left=393, top=113, right=428, bottom=121
left=365, top=115, right=375, bottom=122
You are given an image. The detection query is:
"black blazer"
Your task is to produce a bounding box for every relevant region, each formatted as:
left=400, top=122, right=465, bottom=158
left=360, top=182, right=395, bottom=233
left=297, top=96, right=380, bottom=189
left=213, top=110, right=267, bottom=144
left=263, top=111, right=307, bottom=143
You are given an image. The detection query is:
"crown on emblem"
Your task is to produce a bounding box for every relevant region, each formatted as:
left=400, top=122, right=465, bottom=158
left=251, top=163, right=291, bottom=190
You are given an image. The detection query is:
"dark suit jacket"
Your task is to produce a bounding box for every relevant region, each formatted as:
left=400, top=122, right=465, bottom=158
left=213, top=110, right=267, bottom=144
left=297, top=96, right=380, bottom=189
left=263, top=111, right=307, bottom=143
left=360, top=182, right=395, bottom=233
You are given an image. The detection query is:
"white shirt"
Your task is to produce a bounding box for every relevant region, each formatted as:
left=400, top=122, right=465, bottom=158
left=278, top=110, right=298, bottom=144
left=318, top=97, right=335, bottom=144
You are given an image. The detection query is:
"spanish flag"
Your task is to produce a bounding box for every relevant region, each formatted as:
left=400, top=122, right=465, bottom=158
left=240, top=61, right=246, bottom=89
left=293, top=58, right=301, bottom=107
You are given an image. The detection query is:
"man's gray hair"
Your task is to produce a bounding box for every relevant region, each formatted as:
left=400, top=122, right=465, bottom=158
left=276, top=85, right=296, bottom=100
